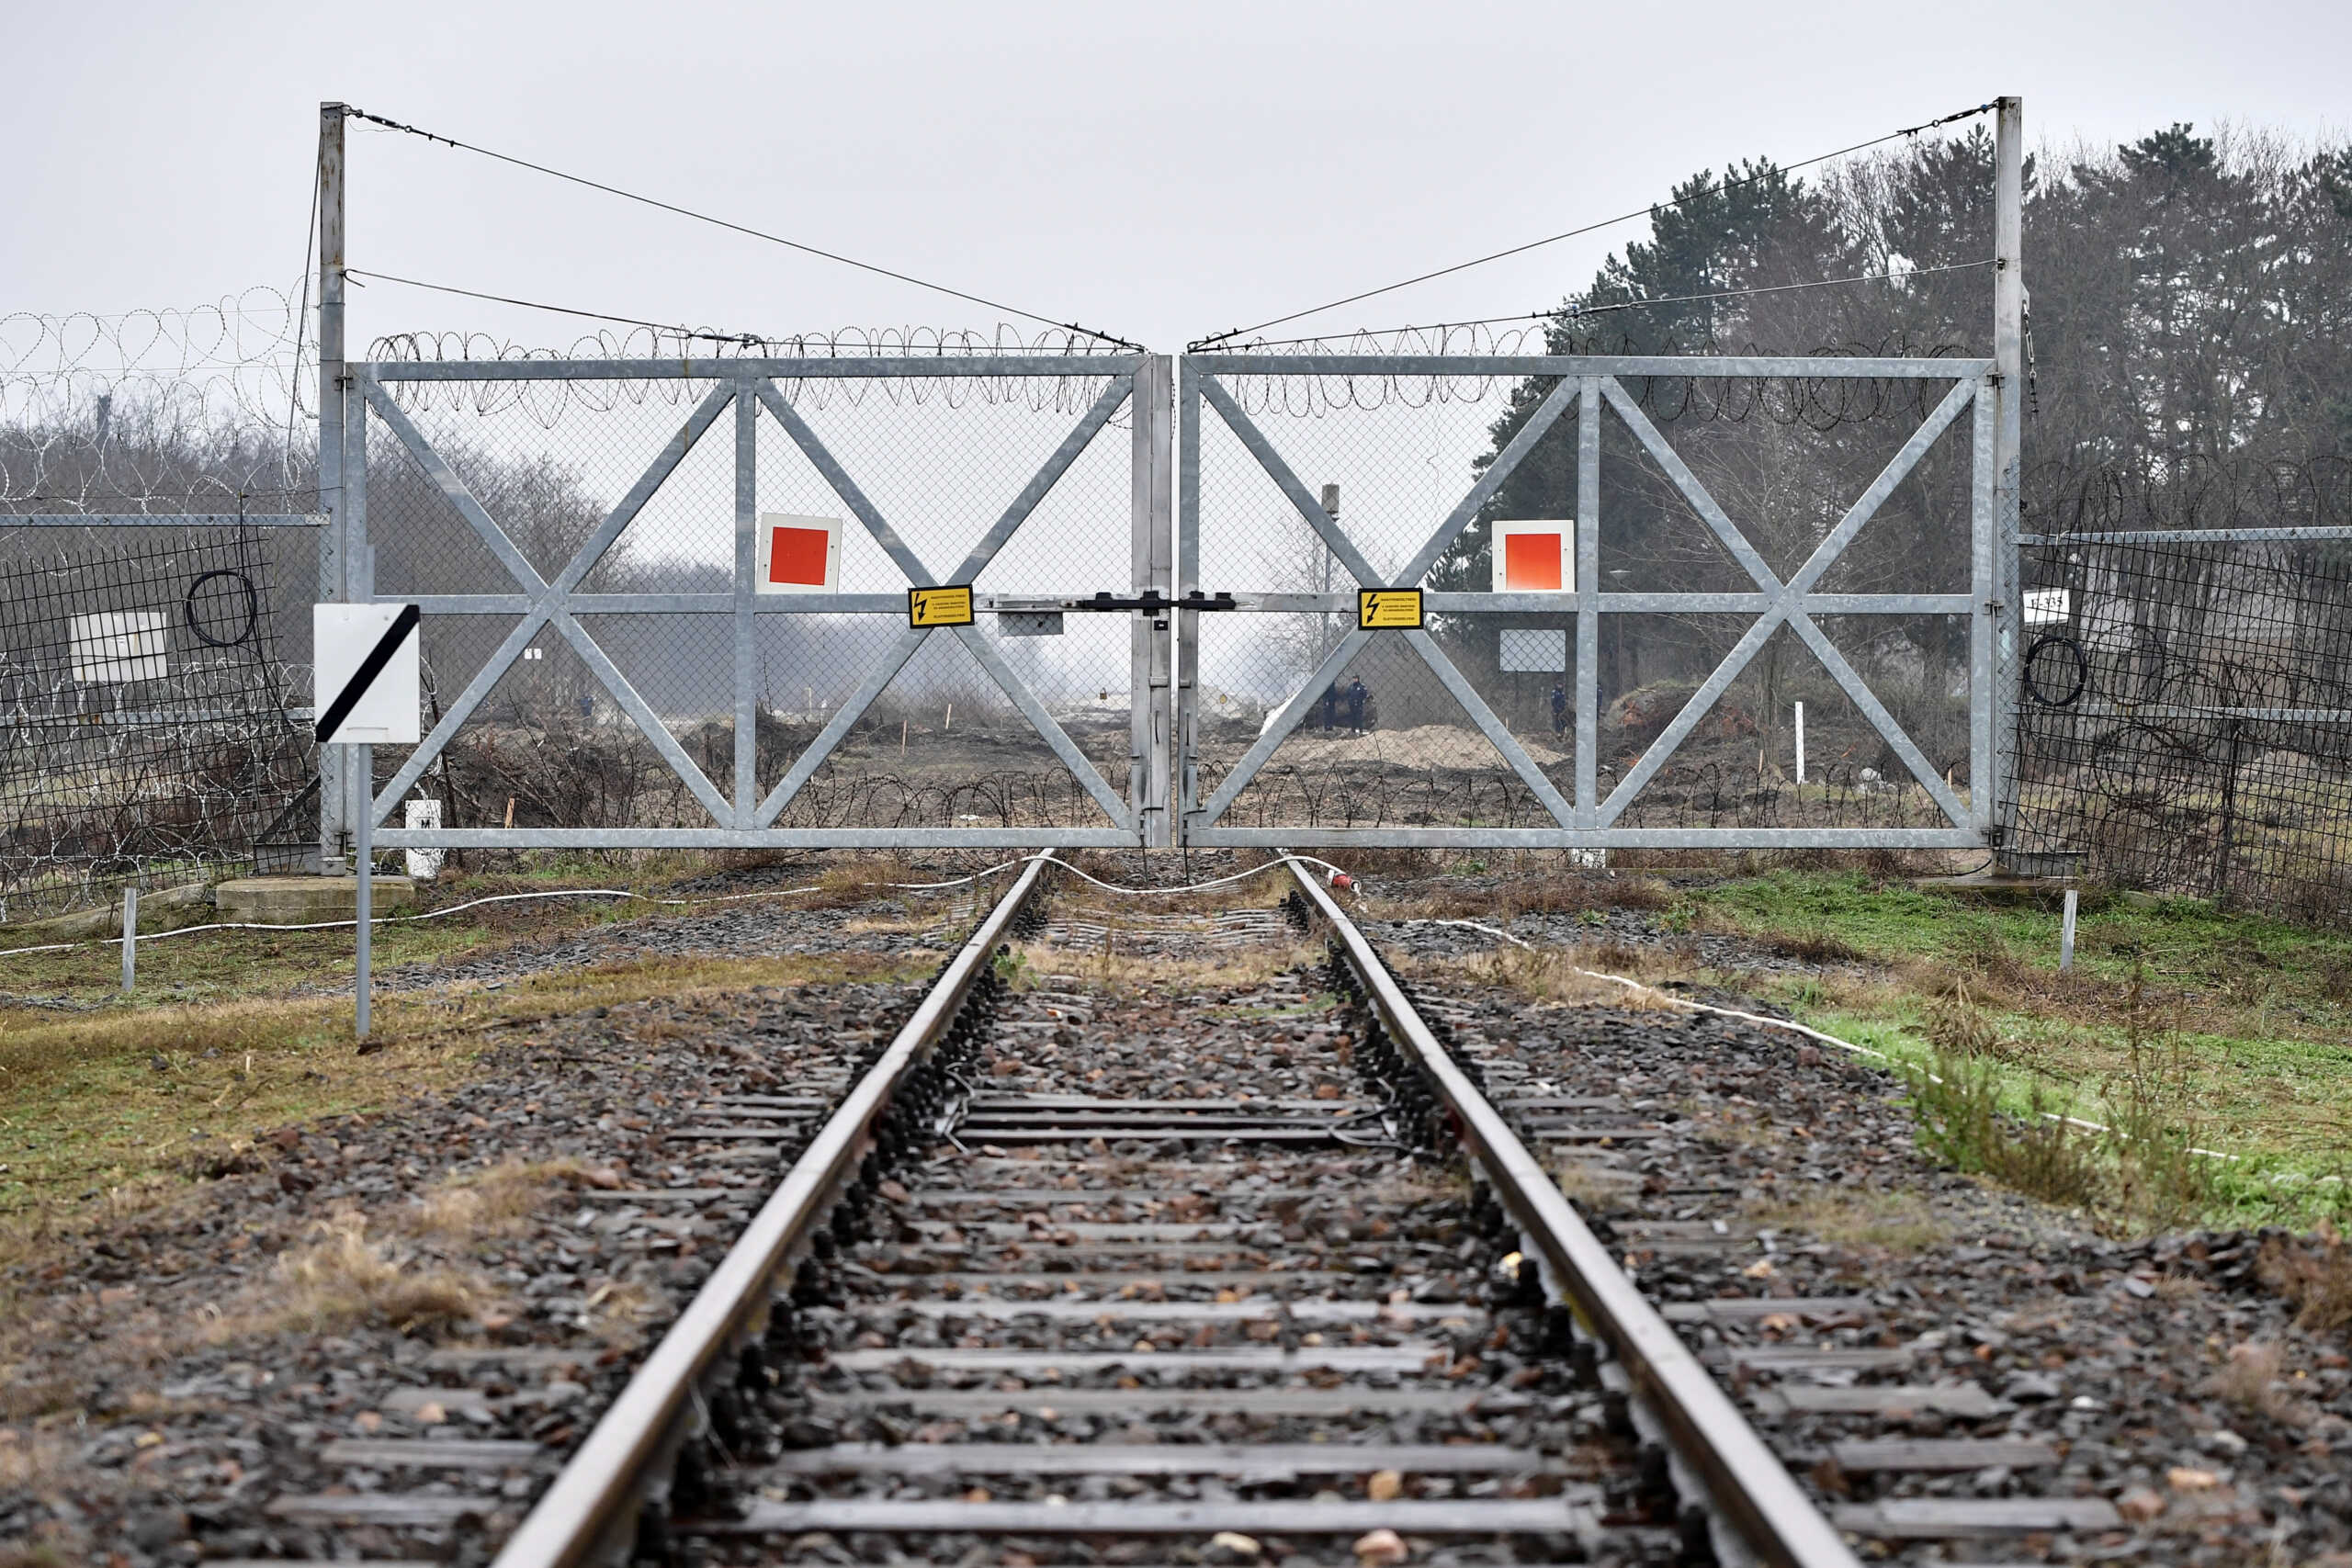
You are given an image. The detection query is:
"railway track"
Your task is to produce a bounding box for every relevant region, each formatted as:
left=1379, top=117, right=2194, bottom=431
left=250, top=856, right=2177, bottom=1566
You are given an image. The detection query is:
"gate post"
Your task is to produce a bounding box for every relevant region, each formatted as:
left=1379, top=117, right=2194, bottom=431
left=1990, top=94, right=2026, bottom=869
left=316, top=101, right=349, bottom=874
left=1132, top=355, right=1174, bottom=847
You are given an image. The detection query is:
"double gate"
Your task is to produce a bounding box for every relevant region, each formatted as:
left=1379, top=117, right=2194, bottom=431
left=332, top=350, right=2010, bottom=860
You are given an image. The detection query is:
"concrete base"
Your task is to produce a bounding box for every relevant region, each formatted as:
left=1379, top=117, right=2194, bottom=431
left=1913, top=872, right=2075, bottom=906
left=1, top=879, right=217, bottom=941
left=215, top=875, right=417, bottom=926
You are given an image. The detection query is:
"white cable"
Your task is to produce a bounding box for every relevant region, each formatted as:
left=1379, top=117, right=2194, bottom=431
left=0, top=884, right=831, bottom=960
left=0, top=851, right=1306, bottom=963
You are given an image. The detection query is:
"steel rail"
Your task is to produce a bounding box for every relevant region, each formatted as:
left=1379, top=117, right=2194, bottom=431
left=1283, top=856, right=1864, bottom=1568
left=489, top=855, right=1051, bottom=1568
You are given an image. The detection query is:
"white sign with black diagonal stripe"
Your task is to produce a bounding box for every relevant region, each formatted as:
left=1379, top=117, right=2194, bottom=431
left=313, top=604, right=423, bottom=744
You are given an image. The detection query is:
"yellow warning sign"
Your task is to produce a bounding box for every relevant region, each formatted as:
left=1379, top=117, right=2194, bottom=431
left=909, top=585, right=976, bottom=628
left=1357, top=588, right=1423, bottom=630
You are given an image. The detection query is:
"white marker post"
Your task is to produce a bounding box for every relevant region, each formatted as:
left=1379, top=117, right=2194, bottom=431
left=2060, top=886, right=2079, bottom=974
left=314, top=604, right=423, bottom=1040
left=1793, top=701, right=1805, bottom=785
left=119, top=885, right=138, bottom=994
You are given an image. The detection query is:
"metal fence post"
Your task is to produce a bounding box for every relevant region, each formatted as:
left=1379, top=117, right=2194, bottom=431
left=1575, top=376, right=1601, bottom=830
left=733, top=378, right=758, bottom=822
left=1174, top=358, right=1201, bottom=842
left=1991, top=94, right=2026, bottom=868
left=316, top=101, right=349, bottom=874
left=1133, top=355, right=1174, bottom=847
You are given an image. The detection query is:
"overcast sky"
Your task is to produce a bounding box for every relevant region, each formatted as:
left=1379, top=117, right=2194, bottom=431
left=4, top=0, right=2346, bottom=356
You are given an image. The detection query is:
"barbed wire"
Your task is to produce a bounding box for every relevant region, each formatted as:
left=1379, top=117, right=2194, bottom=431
left=1, top=287, right=317, bottom=513
left=2026, top=455, right=2352, bottom=534
left=365, top=321, right=1139, bottom=423
left=1198, top=323, right=1975, bottom=423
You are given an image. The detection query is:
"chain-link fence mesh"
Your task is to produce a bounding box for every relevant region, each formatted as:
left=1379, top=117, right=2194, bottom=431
left=2007, top=465, right=2352, bottom=920
left=1184, top=355, right=1985, bottom=841
left=361, top=346, right=1141, bottom=839
left=2, top=291, right=321, bottom=919
left=0, top=521, right=315, bottom=919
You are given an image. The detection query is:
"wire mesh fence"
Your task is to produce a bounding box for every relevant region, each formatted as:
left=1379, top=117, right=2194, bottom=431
left=356, top=337, right=1148, bottom=846
left=2007, top=461, right=2352, bottom=922
left=1182, top=347, right=1990, bottom=845
left=0, top=520, right=316, bottom=921
left=2, top=292, right=322, bottom=921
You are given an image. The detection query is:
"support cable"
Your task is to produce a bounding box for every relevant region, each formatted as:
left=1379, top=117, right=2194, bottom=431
left=1228, top=259, right=1997, bottom=352
left=341, top=107, right=1141, bottom=350
left=345, top=268, right=758, bottom=345
left=1190, top=101, right=1996, bottom=350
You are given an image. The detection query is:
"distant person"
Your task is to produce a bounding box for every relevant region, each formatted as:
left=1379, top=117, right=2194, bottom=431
left=1550, top=683, right=1567, bottom=737
left=1347, top=678, right=1368, bottom=734
left=1320, top=682, right=1340, bottom=732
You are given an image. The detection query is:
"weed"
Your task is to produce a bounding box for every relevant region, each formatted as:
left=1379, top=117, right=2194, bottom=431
left=2101, top=968, right=2218, bottom=1232
left=1904, top=1047, right=2106, bottom=1213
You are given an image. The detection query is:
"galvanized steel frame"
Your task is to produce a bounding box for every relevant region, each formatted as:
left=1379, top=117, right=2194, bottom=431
left=1177, top=355, right=2002, bottom=850
left=334, top=355, right=1166, bottom=853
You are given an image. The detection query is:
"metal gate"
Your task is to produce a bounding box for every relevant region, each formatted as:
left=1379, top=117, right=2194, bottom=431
left=1173, top=353, right=2008, bottom=850
left=329, top=353, right=1172, bottom=860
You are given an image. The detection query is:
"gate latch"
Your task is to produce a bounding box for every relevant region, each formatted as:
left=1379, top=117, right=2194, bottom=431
left=1069, top=591, right=1238, bottom=613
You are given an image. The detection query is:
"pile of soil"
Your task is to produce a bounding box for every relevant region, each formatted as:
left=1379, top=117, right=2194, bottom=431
left=1278, top=723, right=1566, bottom=772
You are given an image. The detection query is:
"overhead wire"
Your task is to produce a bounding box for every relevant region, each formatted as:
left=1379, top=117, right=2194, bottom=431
left=1189, top=101, right=1997, bottom=350
left=340, top=106, right=1141, bottom=350
left=284, top=142, right=320, bottom=490
left=345, top=268, right=765, bottom=345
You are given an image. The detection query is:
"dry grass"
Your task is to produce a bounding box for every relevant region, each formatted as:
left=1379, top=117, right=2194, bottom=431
left=1748, top=1185, right=1951, bottom=1255
left=2203, top=1340, right=2319, bottom=1427
left=410, top=1156, right=582, bottom=1242
left=0, top=1427, right=74, bottom=1494
left=1374, top=873, right=1672, bottom=924
left=0, top=946, right=928, bottom=1224
left=1014, top=937, right=1319, bottom=998
left=270, top=1215, right=484, bottom=1337
left=1555, top=1160, right=1638, bottom=1211
left=807, top=855, right=921, bottom=910
left=1407, top=943, right=1679, bottom=1010
left=2256, top=1224, right=2352, bottom=1333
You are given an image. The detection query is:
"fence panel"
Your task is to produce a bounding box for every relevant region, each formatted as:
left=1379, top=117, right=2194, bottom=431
left=2009, top=506, right=2352, bottom=920
left=347, top=352, right=1167, bottom=855
left=1177, top=353, right=2000, bottom=851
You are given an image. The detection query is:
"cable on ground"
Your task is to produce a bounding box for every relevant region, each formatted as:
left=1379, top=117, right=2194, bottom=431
left=1401, top=915, right=2248, bottom=1165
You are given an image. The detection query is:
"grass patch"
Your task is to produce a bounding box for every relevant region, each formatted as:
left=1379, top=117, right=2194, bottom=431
left=0, top=947, right=927, bottom=1222
left=1748, top=1185, right=1950, bottom=1255
left=1652, top=872, right=2352, bottom=1231
left=0, top=853, right=943, bottom=1010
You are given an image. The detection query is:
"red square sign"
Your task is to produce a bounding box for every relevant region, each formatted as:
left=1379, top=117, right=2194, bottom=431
left=755, top=513, right=841, bottom=594
left=768, top=525, right=831, bottom=587
left=1503, top=531, right=1564, bottom=591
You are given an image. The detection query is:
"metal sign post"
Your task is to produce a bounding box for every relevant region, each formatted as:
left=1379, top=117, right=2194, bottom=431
left=315, top=603, right=422, bottom=1040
